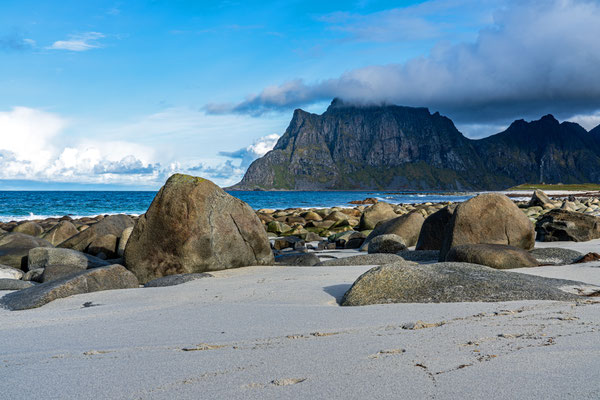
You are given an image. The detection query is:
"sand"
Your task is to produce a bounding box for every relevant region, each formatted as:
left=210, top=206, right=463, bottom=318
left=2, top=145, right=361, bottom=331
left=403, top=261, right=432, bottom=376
left=1, top=241, right=600, bottom=399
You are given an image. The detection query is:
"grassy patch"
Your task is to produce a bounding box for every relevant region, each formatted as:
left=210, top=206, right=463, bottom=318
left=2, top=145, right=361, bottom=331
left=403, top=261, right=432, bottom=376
left=508, top=183, right=600, bottom=191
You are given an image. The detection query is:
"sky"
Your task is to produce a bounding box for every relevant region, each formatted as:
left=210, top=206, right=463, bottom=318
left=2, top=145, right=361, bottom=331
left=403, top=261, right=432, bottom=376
left=1, top=0, right=600, bottom=190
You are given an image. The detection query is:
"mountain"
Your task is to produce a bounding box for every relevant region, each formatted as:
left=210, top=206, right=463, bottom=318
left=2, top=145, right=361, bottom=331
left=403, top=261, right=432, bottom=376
left=230, top=99, right=600, bottom=191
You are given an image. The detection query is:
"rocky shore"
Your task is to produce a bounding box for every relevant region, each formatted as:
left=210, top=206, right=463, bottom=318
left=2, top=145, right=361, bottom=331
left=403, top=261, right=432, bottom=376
left=1, top=175, right=600, bottom=398
left=1, top=178, right=600, bottom=310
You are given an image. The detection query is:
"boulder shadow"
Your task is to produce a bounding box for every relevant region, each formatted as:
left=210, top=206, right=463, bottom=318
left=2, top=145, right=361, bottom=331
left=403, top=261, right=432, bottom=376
left=323, top=284, right=352, bottom=304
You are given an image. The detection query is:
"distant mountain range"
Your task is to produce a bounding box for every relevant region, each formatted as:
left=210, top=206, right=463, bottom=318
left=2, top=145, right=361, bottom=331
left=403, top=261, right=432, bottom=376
left=229, top=99, right=600, bottom=191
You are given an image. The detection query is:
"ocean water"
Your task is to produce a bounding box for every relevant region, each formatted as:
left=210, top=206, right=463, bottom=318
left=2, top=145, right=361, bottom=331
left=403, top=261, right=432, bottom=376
left=0, top=190, right=476, bottom=222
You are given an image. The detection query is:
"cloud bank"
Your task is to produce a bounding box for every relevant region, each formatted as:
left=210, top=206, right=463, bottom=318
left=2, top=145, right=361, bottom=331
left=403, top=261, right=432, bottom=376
left=0, top=107, right=282, bottom=188
left=219, top=134, right=281, bottom=168
left=206, top=0, right=600, bottom=124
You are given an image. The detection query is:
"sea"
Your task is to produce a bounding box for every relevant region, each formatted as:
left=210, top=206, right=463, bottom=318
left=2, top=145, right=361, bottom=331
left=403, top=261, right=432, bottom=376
left=0, top=190, right=477, bottom=222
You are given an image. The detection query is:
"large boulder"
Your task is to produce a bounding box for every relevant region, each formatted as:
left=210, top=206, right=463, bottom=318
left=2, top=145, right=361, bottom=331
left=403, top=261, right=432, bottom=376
left=28, top=247, right=110, bottom=271
left=535, top=209, right=600, bottom=242
left=0, top=264, right=139, bottom=311
left=416, top=205, right=456, bottom=250
left=340, top=262, right=581, bottom=306
left=444, top=244, right=539, bottom=269
left=41, top=220, right=79, bottom=246
left=363, top=211, right=425, bottom=249
left=58, top=214, right=135, bottom=254
left=367, top=234, right=407, bottom=254
left=12, top=221, right=44, bottom=237
left=439, top=194, right=535, bottom=260
left=358, top=202, right=397, bottom=231
left=124, top=174, right=274, bottom=284
left=0, top=233, right=53, bottom=270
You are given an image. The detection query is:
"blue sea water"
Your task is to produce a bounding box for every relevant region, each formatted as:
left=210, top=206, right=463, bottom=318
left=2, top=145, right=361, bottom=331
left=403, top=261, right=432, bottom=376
left=0, top=190, right=477, bottom=222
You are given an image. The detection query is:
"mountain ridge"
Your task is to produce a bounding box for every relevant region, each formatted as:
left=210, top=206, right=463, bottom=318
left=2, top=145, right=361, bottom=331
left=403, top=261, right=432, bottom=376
left=230, top=100, right=600, bottom=191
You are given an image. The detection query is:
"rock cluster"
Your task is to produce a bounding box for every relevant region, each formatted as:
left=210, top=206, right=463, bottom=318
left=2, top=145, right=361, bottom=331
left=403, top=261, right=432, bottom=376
left=2, top=186, right=599, bottom=311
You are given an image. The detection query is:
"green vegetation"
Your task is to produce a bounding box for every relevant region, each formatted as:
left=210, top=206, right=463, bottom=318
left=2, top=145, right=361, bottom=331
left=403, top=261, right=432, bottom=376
left=508, top=183, right=600, bottom=191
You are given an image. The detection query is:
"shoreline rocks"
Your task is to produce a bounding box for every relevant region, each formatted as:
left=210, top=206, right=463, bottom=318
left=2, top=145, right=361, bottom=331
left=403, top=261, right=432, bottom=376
left=124, top=174, right=274, bottom=284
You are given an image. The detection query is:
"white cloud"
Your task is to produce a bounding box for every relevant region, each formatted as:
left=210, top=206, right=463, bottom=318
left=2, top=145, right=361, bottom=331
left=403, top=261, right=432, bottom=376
left=0, top=106, right=287, bottom=188
left=219, top=133, right=280, bottom=167
left=207, top=0, right=600, bottom=125
left=47, top=32, right=105, bottom=51
left=568, top=111, right=600, bottom=131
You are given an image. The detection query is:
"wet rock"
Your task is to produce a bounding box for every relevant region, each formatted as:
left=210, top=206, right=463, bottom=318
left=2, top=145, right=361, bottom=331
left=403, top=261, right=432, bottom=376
left=341, top=262, right=581, bottom=306
left=144, top=273, right=213, bottom=287
left=439, top=194, right=535, bottom=260
left=445, top=244, right=539, bottom=269
left=124, top=174, right=273, bottom=284
left=0, top=264, right=139, bottom=311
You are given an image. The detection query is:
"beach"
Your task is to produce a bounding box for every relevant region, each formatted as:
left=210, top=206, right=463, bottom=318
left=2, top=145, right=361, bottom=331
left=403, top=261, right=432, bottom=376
left=1, top=239, right=599, bottom=399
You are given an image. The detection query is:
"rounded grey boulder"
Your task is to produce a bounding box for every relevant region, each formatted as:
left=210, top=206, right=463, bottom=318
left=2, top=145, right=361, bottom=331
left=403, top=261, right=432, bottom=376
left=341, top=262, right=580, bottom=306
left=367, top=234, right=407, bottom=254
left=529, top=247, right=584, bottom=265
left=439, top=194, right=535, bottom=260
left=124, top=174, right=274, bottom=284
left=445, top=244, right=539, bottom=269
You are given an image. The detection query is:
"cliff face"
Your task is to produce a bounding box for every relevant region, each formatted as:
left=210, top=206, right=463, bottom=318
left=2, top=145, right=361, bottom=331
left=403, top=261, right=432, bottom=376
left=231, top=100, right=600, bottom=190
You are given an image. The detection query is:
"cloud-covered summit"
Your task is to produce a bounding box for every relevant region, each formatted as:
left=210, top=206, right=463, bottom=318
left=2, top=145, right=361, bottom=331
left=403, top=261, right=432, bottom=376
left=206, top=0, right=600, bottom=125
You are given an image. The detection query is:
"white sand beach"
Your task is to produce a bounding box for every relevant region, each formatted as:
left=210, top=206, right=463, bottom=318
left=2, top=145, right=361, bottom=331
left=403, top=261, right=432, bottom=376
left=1, top=240, right=599, bottom=400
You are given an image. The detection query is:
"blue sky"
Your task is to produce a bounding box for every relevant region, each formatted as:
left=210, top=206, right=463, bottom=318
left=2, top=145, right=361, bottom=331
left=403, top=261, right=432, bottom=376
left=1, top=0, right=600, bottom=189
